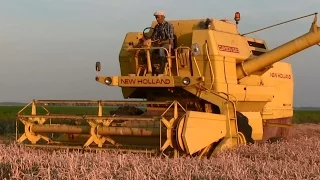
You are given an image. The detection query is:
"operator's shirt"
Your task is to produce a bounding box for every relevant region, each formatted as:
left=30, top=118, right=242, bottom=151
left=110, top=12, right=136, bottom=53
left=151, top=21, right=174, bottom=42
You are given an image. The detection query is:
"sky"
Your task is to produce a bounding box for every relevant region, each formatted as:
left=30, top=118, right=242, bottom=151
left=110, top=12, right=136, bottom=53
left=0, top=0, right=319, bottom=107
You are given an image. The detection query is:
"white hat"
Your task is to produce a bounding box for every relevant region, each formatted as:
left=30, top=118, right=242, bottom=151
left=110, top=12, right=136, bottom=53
left=154, top=11, right=165, bottom=16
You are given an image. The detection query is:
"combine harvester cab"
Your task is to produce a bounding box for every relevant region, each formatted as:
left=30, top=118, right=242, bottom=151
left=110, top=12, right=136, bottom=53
left=17, top=12, right=320, bottom=159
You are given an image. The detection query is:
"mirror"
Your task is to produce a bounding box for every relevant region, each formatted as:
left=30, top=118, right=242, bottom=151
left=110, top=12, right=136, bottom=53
left=96, top=61, right=101, bottom=72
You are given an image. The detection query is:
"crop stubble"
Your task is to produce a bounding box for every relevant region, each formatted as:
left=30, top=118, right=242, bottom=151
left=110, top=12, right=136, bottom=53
left=0, top=124, right=319, bottom=179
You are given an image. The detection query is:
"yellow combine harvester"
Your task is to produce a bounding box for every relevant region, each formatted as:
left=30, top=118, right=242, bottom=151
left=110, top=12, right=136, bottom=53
left=16, top=12, right=320, bottom=158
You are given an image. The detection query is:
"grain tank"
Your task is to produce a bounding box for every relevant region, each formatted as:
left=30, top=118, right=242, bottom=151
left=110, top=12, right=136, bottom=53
left=16, top=12, right=320, bottom=158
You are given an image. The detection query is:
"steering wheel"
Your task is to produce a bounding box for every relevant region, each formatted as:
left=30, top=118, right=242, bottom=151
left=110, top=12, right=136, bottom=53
left=143, top=27, right=154, bottom=40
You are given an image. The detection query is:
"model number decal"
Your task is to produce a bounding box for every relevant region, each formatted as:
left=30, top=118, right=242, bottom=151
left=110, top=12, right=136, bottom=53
left=270, top=72, right=291, bottom=79
left=218, top=45, right=240, bottom=53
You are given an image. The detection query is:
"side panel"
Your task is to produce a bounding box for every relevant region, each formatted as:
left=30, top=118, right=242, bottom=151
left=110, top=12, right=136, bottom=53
left=236, top=62, right=293, bottom=119
left=211, top=30, right=251, bottom=61
left=119, top=32, right=143, bottom=98
left=244, top=86, right=274, bottom=102
left=190, top=30, right=247, bottom=89
left=119, top=32, right=144, bottom=76
left=260, top=62, right=294, bottom=119
left=182, top=111, right=227, bottom=155
left=190, top=30, right=274, bottom=102
left=241, top=112, right=263, bottom=140
left=189, top=30, right=215, bottom=87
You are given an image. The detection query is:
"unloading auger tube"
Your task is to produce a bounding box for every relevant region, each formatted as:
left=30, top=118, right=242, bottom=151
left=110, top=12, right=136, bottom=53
left=237, top=13, right=320, bottom=79
left=16, top=99, right=229, bottom=158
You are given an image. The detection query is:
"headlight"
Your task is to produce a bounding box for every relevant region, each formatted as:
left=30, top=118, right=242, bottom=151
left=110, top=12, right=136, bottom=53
left=191, top=43, right=200, bottom=56
left=182, top=77, right=190, bottom=85
left=105, top=77, right=112, bottom=85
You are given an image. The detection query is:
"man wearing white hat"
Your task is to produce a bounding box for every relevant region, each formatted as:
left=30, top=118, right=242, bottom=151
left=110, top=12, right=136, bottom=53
left=146, top=11, right=175, bottom=74
left=150, top=11, right=174, bottom=46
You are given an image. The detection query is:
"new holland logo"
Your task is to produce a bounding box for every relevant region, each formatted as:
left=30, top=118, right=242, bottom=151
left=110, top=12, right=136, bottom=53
left=270, top=72, right=291, bottom=79
left=120, top=78, right=171, bottom=85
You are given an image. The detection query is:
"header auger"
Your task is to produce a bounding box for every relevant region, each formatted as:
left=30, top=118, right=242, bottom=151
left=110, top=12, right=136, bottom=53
left=17, top=12, right=320, bottom=159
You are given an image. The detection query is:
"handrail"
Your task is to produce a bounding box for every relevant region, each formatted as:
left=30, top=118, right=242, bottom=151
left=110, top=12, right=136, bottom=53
left=205, top=41, right=214, bottom=90
left=218, top=92, right=238, bottom=105
left=175, top=46, right=192, bottom=76
left=129, top=46, right=171, bottom=76
left=174, top=46, right=202, bottom=77
left=130, top=45, right=202, bottom=77
left=127, top=47, right=170, bottom=53
left=192, top=57, right=202, bottom=77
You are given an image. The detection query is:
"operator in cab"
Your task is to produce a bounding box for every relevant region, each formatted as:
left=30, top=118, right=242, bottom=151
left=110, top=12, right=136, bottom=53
left=142, top=11, right=175, bottom=74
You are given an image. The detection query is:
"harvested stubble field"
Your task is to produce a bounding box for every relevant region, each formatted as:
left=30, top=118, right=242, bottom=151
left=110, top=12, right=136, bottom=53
left=0, top=106, right=320, bottom=179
